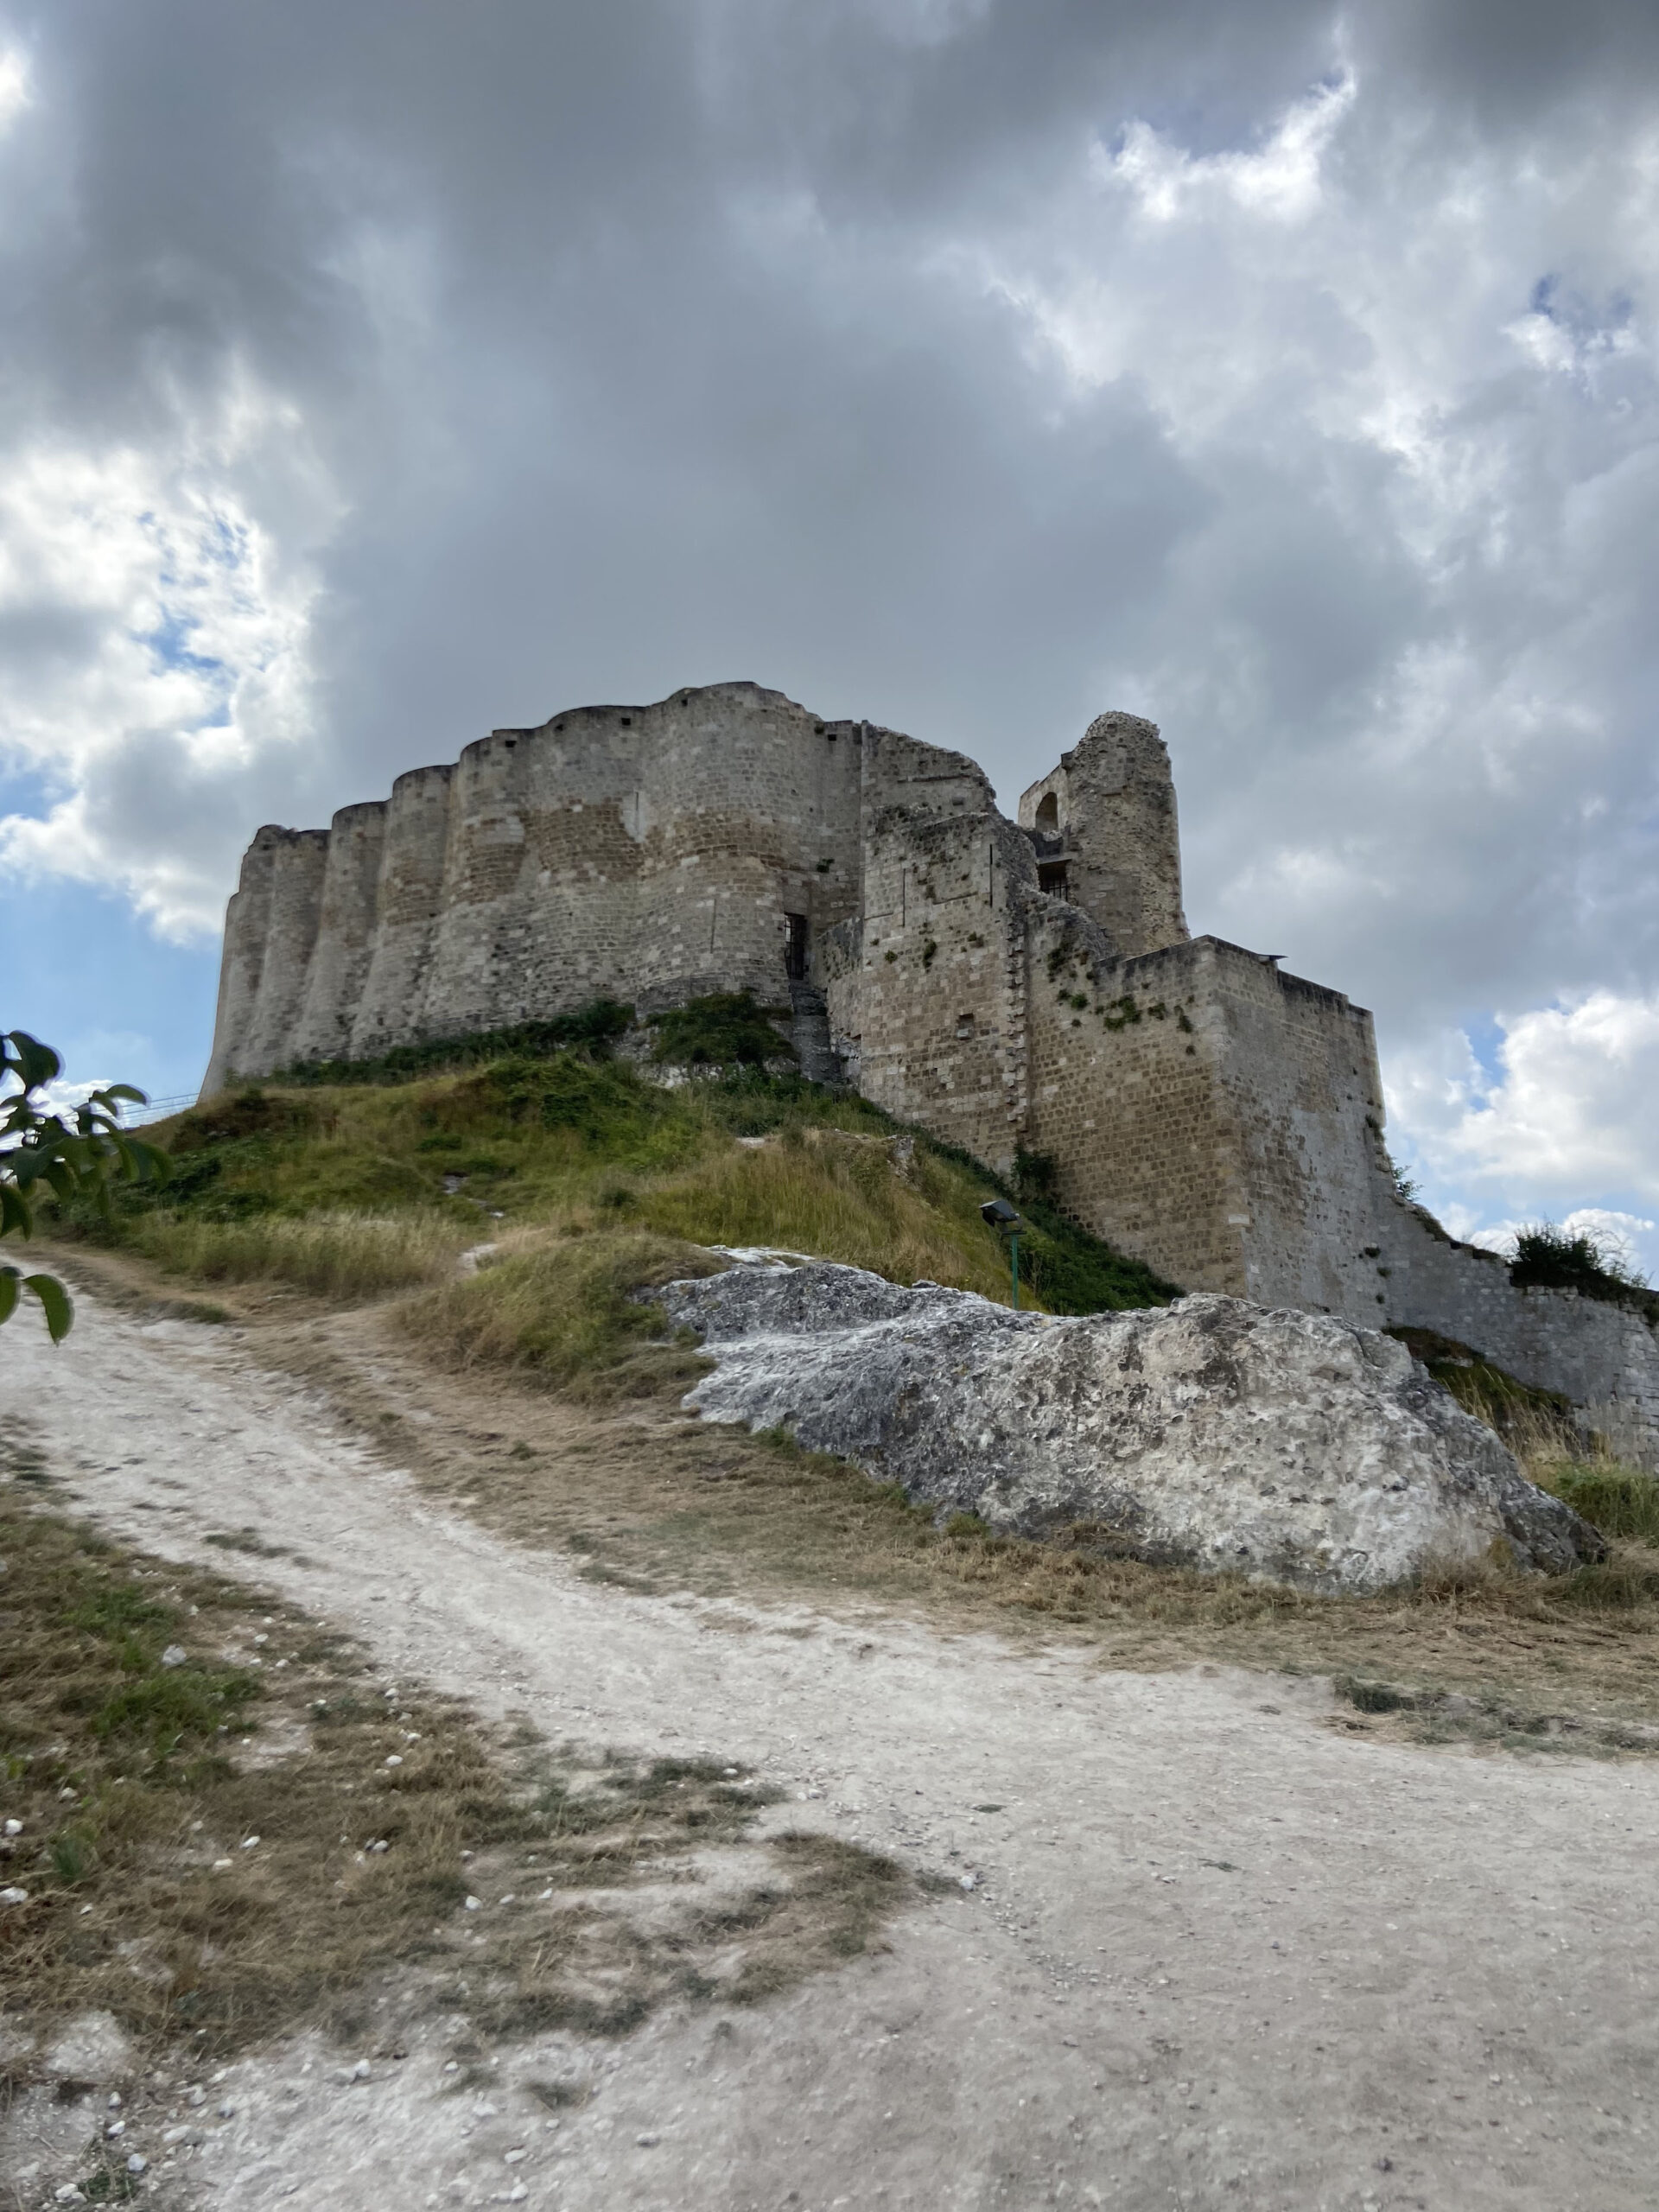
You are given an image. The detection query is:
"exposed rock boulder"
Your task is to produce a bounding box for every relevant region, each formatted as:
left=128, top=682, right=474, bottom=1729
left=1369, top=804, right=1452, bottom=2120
left=656, top=1260, right=1603, bottom=1594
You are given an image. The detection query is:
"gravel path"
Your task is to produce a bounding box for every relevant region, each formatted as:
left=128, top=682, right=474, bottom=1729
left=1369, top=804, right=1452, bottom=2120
left=3, top=1293, right=1657, bottom=2211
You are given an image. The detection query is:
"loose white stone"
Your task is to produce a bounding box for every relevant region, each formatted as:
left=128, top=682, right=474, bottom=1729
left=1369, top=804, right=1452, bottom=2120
left=43, top=2011, right=134, bottom=2086
left=160, top=1644, right=188, bottom=1669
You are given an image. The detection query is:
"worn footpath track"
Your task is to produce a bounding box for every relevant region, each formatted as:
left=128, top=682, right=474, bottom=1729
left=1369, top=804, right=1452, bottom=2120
left=3, top=1293, right=1658, bottom=2212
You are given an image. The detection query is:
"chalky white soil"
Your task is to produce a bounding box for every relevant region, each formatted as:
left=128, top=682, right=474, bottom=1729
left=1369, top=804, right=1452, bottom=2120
left=3, top=1293, right=1658, bottom=2212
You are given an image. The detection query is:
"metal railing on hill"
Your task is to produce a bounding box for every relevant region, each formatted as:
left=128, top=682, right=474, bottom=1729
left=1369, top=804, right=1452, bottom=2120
left=117, top=1093, right=197, bottom=1128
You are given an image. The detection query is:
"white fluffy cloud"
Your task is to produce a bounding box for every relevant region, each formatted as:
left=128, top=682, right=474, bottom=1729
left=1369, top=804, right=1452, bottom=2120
left=0, top=401, right=334, bottom=937
left=1393, top=991, right=1659, bottom=1192
left=1387, top=992, right=1659, bottom=1275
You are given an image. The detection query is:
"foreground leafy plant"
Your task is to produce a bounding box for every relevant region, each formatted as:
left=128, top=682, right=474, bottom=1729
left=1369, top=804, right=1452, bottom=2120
left=2, top=1031, right=167, bottom=1338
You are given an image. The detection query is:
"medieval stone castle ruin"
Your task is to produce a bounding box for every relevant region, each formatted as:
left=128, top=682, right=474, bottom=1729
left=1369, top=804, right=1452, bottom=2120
left=205, top=681, right=1659, bottom=1465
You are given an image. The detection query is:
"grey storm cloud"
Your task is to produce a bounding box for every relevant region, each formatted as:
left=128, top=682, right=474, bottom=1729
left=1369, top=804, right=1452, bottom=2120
left=1, top=0, right=1656, bottom=1241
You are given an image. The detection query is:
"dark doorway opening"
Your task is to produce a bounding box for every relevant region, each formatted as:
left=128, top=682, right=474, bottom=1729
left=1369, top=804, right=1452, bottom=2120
left=785, top=912, right=809, bottom=981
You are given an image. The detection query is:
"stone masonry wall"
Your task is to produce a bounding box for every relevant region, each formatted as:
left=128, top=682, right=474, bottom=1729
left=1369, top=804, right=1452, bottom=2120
left=233, top=830, right=329, bottom=1084
left=1205, top=948, right=1391, bottom=1321
left=289, top=801, right=387, bottom=1065
left=1024, top=923, right=1253, bottom=1294
left=1377, top=1198, right=1659, bottom=1471
left=201, top=829, right=278, bottom=1097
left=206, top=684, right=866, bottom=1081
left=1023, top=921, right=1392, bottom=1320
left=829, top=809, right=1035, bottom=1174
left=350, top=766, right=455, bottom=1058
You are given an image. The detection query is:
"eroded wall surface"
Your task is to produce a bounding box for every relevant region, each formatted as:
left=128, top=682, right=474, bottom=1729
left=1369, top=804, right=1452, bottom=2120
left=1017, top=711, right=1188, bottom=957
left=205, top=683, right=864, bottom=1084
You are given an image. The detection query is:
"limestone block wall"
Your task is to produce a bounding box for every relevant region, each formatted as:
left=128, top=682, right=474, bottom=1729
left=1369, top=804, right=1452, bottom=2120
left=1024, top=923, right=1251, bottom=1294
left=204, top=683, right=869, bottom=1084
left=1376, top=1199, right=1659, bottom=1470
left=1023, top=923, right=1389, bottom=1319
left=1017, top=711, right=1188, bottom=957
left=201, top=827, right=281, bottom=1096
left=232, top=830, right=329, bottom=1084
left=350, top=766, right=455, bottom=1057
left=1203, top=948, right=1391, bottom=1320
left=289, top=802, right=387, bottom=1065
left=829, top=809, right=1035, bottom=1173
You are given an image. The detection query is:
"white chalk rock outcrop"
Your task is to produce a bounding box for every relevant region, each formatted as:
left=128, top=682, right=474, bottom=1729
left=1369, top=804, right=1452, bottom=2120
left=656, top=1260, right=1601, bottom=1594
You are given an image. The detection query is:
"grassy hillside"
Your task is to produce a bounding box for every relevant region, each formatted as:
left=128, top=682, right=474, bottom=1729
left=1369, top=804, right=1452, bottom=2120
left=51, top=1007, right=1179, bottom=1389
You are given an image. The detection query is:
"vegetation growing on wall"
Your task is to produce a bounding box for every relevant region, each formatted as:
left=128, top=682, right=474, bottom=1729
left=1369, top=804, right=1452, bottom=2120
left=648, top=991, right=796, bottom=1067
left=275, top=1000, right=635, bottom=1086
left=1510, top=1224, right=1659, bottom=1325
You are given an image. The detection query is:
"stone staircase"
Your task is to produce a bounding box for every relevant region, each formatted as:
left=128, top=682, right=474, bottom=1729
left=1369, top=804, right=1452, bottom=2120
left=788, top=980, right=842, bottom=1086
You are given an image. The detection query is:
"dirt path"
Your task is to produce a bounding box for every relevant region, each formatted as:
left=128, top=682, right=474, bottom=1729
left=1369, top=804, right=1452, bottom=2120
left=4, top=1293, right=1659, bottom=2212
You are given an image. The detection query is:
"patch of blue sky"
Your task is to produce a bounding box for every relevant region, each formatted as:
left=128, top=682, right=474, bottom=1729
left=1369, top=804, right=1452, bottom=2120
left=1458, top=1014, right=1505, bottom=1100
left=2, top=870, right=217, bottom=1104
left=0, top=761, right=58, bottom=818
left=139, top=606, right=228, bottom=684
left=1529, top=271, right=1634, bottom=334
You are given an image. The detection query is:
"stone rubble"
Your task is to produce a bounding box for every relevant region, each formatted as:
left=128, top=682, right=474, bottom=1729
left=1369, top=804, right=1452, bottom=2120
left=655, top=1258, right=1603, bottom=1594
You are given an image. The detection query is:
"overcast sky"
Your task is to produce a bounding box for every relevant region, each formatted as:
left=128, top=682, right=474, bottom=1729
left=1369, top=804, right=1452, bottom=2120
left=2, top=1, right=1656, bottom=1269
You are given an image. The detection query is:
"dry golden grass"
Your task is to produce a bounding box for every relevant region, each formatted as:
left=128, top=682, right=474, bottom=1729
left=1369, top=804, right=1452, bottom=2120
left=0, top=1456, right=912, bottom=2069
left=395, top=1226, right=725, bottom=1400
left=628, top=1126, right=1020, bottom=1303
left=124, top=1209, right=469, bottom=1300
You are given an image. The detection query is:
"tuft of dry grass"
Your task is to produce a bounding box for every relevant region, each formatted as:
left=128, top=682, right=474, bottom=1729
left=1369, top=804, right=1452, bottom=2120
left=396, top=1227, right=726, bottom=1400
left=627, top=1126, right=1020, bottom=1304
left=124, top=1209, right=470, bottom=1300
left=0, top=1455, right=915, bottom=2074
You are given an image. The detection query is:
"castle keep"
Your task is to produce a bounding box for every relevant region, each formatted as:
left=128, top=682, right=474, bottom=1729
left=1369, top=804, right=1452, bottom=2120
left=205, top=681, right=1659, bottom=1464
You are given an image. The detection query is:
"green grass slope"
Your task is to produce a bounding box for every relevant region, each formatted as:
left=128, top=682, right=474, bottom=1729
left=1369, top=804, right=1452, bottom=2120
left=50, top=1004, right=1179, bottom=1388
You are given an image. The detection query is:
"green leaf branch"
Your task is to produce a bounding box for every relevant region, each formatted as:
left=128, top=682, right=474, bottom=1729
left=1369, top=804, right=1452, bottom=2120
left=1, top=1030, right=169, bottom=1341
